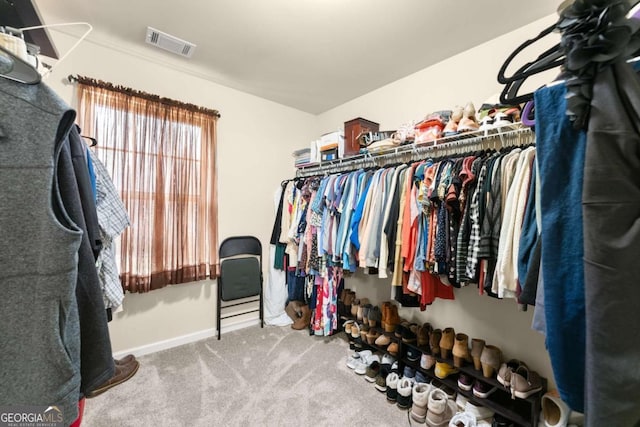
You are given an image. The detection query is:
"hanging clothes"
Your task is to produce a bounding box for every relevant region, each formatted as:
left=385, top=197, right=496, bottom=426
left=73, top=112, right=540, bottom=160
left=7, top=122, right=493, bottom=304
left=0, top=78, right=81, bottom=426
left=583, top=60, right=640, bottom=426
left=535, top=82, right=586, bottom=413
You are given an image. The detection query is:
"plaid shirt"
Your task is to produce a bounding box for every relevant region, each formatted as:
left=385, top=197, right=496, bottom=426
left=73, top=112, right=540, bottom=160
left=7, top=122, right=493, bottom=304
left=465, top=161, right=489, bottom=282
left=92, top=154, right=130, bottom=309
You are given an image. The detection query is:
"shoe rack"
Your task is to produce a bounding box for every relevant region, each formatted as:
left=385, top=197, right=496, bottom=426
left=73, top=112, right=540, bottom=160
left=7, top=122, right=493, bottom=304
left=343, top=315, right=546, bottom=427
left=401, top=340, right=546, bottom=427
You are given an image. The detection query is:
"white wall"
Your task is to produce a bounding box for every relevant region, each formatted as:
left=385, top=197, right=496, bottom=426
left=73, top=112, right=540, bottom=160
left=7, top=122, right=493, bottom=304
left=45, top=31, right=316, bottom=354
left=316, top=14, right=560, bottom=387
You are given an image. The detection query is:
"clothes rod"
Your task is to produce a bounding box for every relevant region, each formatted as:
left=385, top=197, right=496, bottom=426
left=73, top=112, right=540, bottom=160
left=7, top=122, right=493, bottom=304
left=295, top=125, right=534, bottom=178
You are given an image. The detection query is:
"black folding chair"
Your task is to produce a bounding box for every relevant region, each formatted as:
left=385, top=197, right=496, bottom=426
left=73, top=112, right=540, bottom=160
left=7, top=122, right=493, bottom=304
left=216, top=236, right=263, bottom=340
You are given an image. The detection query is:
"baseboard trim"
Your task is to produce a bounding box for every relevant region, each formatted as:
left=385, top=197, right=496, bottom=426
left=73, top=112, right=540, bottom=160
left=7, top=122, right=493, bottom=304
left=113, top=318, right=262, bottom=359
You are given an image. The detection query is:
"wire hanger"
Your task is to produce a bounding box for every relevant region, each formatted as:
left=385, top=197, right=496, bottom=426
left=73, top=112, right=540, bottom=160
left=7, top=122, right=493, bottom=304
left=18, top=22, right=93, bottom=80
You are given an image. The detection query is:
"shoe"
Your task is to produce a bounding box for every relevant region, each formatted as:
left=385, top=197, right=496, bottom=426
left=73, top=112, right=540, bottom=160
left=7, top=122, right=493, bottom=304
left=430, top=329, right=442, bottom=356
left=470, top=338, right=486, bottom=371
left=510, top=366, right=543, bottom=399
left=355, top=354, right=380, bottom=376
left=457, top=102, right=480, bottom=133
left=406, top=346, right=422, bottom=362
left=439, top=328, right=455, bottom=359
left=381, top=353, right=396, bottom=366
left=472, top=381, right=497, bottom=399
left=421, top=353, right=437, bottom=370
left=457, top=373, right=474, bottom=391
left=497, top=359, right=527, bottom=387
left=415, top=370, right=429, bottom=385
left=394, top=323, right=406, bottom=339
left=480, top=345, right=502, bottom=378
left=285, top=301, right=299, bottom=322
left=344, top=291, right=355, bottom=315
left=432, top=380, right=457, bottom=400
left=381, top=301, right=391, bottom=330
left=402, top=325, right=417, bottom=343
left=359, top=324, right=370, bottom=342
left=368, top=306, right=382, bottom=328
left=387, top=342, right=399, bottom=356
left=403, top=366, right=416, bottom=380
left=443, top=105, right=463, bottom=137
left=374, top=366, right=390, bottom=393
left=346, top=349, right=372, bottom=370
left=452, top=333, right=472, bottom=368
left=366, top=328, right=381, bottom=345
left=114, top=354, right=136, bottom=366
left=350, top=322, right=361, bottom=340
left=397, top=378, right=413, bottom=409
left=455, top=393, right=469, bottom=411
left=291, top=304, right=311, bottom=330
left=411, top=382, right=432, bottom=423
left=375, top=333, right=392, bottom=347
left=434, top=361, right=458, bottom=379
left=343, top=319, right=355, bottom=335
left=417, top=323, right=433, bottom=348
left=356, top=298, right=369, bottom=322
left=492, top=111, right=516, bottom=129
left=386, top=372, right=400, bottom=402
left=466, top=401, right=494, bottom=421
left=361, top=303, right=372, bottom=325
left=542, top=392, right=570, bottom=427
left=449, top=412, right=477, bottom=427
left=365, top=361, right=381, bottom=383
left=426, top=388, right=457, bottom=427
left=385, top=304, right=400, bottom=333
left=86, top=359, right=140, bottom=398
left=351, top=299, right=360, bottom=318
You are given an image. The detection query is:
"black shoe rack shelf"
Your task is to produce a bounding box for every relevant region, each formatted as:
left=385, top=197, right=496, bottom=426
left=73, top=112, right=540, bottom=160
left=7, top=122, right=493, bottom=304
left=343, top=317, right=546, bottom=427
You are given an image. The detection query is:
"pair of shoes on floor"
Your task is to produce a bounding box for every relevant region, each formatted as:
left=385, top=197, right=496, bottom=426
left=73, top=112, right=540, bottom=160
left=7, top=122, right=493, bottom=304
left=86, top=355, right=140, bottom=398
left=496, top=359, right=543, bottom=399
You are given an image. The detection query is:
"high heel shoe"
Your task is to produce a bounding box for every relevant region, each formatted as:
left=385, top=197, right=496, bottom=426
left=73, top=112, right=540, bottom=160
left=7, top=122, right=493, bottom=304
left=452, top=333, right=473, bottom=368
left=480, top=345, right=502, bottom=378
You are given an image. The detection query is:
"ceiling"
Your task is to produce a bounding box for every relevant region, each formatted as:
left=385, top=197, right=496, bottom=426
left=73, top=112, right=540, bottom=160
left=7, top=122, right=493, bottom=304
left=33, top=0, right=560, bottom=114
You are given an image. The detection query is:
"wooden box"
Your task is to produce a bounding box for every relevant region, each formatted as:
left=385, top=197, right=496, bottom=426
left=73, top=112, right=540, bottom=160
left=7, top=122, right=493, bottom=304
left=344, top=117, right=379, bottom=157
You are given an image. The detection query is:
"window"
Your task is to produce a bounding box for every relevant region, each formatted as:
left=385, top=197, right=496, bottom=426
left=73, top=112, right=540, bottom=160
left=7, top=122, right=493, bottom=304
left=76, top=77, right=219, bottom=293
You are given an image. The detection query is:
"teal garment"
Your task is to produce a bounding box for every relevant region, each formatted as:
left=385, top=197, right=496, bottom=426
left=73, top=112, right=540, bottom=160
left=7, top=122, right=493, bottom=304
left=536, top=83, right=586, bottom=412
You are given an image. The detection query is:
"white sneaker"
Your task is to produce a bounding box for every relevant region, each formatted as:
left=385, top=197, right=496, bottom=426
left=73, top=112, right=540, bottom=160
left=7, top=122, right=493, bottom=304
left=354, top=354, right=380, bottom=375
left=381, top=353, right=396, bottom=365
left=346, top=349, right=372, bottom=370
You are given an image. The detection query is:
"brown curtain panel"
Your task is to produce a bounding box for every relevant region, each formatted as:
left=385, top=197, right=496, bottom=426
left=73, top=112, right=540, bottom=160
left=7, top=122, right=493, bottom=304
left=75, top=77, right=219, bottom=293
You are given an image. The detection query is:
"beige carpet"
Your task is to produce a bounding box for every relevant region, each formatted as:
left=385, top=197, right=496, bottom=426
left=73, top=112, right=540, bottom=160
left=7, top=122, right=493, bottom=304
left=83, top=325, right=411, bottom=426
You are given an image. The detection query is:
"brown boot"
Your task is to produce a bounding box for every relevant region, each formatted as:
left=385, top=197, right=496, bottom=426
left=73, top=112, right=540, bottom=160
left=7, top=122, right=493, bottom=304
left=439, top=327, right=455, bottom=359
left=292, top=304, right=311, bottom=330
left=452, top=333, right=472, bottom=368
left=285, top=301, right=299, bottom=322
left=470, top=338, right=486, bottom=371
left=430, top=329, right=442, bottom=356
left=381, top=301, right=391, bottom=330
left=384, top=304, right=400, bottom=333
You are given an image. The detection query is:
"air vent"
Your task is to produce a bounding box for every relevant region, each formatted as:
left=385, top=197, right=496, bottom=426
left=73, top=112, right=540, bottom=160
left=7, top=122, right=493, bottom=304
left=145, top=27, right=196, bottom=58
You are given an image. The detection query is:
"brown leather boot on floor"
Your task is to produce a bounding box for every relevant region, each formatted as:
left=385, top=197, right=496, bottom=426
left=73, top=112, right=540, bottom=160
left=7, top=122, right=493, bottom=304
left=285, top=301, right=300, bottom=322
left=292, top=304, right=311, bottom=330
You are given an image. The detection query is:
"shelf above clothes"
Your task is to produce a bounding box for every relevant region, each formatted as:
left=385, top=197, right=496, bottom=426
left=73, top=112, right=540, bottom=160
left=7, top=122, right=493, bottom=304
left=295, top=124, right=534, bottom=178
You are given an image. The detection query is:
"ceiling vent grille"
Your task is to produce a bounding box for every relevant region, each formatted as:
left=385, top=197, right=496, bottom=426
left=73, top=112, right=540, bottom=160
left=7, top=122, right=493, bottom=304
left=145, top=27, right=196, bottom=58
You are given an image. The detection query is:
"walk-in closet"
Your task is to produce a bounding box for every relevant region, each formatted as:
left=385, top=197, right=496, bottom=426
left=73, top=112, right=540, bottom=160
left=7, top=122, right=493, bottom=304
left=1, top=1, right=639, bottom=426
